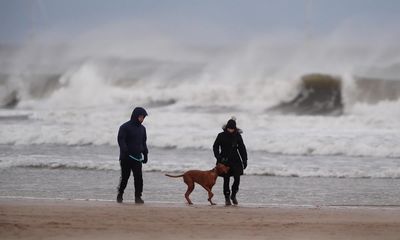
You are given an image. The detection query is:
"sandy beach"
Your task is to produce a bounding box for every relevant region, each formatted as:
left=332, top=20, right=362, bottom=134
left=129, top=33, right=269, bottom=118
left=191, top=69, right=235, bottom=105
left=1, top=198, right=400, bottom=240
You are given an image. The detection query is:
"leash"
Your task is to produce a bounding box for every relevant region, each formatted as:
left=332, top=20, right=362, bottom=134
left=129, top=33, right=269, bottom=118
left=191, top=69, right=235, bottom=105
left=129, top=154, right=143, bottom=162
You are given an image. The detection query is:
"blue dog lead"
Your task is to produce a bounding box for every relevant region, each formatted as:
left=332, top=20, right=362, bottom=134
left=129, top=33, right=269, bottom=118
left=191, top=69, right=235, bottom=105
left=129, top=154, right=143, bottom=162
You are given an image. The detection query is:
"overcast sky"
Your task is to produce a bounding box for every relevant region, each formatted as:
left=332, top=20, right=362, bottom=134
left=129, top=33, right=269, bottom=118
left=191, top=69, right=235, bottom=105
left=1, top=0, right=400, bottom=45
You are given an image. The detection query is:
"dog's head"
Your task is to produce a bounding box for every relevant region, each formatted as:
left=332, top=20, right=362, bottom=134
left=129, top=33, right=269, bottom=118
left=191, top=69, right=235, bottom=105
left=215, top=163, right=230, bottom=176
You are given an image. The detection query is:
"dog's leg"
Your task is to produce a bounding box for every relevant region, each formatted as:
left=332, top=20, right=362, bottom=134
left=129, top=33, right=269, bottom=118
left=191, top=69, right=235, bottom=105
left=184, top=178, right=194, bottom=205
left=203, top=186, right=216, bottom=205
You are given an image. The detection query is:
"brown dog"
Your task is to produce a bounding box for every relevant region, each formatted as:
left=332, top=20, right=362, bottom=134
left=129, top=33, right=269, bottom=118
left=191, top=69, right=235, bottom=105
left=165, top=163, right=230, bottom=205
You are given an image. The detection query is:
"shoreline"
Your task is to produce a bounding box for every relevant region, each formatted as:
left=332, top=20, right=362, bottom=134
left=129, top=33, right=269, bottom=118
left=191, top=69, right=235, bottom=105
left=2, top=196, right=400, bottom=209
left=1, top=198, right=400, bottom=240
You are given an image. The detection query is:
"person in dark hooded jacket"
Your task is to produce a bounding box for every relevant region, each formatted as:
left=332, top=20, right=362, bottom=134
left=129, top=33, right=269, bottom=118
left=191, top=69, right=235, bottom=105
left=117, top=107, right=148, bottom=204
left=213, top=117, right=247, bottom=206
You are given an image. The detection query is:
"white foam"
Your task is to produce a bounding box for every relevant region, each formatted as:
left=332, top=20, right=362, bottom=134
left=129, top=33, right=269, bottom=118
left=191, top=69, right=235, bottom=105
left=1, top=143, right=400, bottom=179
left=1, top=31, right=400, bottom=165
left=1, top=104, right=400, bottom=159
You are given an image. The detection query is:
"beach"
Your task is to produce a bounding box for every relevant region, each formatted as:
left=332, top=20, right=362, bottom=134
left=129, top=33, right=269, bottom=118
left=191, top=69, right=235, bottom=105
left=1, top=144, right=400, bottom=240
left=1, top=198, right=400, bottom=240
left=2, top=11, right=400, bottom=239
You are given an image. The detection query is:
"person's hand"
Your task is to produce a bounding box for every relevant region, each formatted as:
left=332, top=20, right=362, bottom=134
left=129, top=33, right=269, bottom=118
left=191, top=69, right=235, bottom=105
left=143, top=154, right=148, bottom=164
left=243, top=161, right=247, bottom=170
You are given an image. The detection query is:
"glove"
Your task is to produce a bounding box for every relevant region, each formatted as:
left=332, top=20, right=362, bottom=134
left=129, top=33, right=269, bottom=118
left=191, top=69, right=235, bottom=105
left=221, top=157, right=228, bottom=164
left=142, top=154, right=148, bottom=164
left=243, top=161, right=247, bottom=170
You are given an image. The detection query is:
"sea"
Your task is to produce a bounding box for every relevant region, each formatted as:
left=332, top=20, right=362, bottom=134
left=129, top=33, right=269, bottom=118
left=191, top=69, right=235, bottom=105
left=1, top=38, right=400, bottom=206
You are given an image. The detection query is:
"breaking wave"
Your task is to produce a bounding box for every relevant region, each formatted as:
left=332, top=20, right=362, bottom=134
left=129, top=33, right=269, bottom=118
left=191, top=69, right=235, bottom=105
left=2, top=156, right=400, bottom=179
left=1, top=33, right=400, bottom=160
left=269, top=73, right=344, bottom=115
left=1, top=33, right=400, bottom=114
left=2, top=60, right=400, bottom=114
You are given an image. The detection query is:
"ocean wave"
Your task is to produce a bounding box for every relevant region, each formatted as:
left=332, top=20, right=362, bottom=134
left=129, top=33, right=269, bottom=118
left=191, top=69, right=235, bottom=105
left=7, top=164, right=400, bottom=179
left=351, top=76, right=400, bottom=104
left=2, top=156, right=400, bottom=179
left=2, top=113, right=400, bottom=158
left=1, top=53, right=400, bottom=115
left=246, top=170, right=400, bottom=179
left=3, top=162, right=119, bottom=171
left=1, top=54, right=400, bottom=159
left=269, top=73, right=343, bottom=115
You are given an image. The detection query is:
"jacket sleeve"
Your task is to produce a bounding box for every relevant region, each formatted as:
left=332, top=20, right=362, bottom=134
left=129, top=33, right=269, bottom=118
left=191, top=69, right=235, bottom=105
left=237, top=134, right=247, bottom=163
left=117, top=125, right=129, bottom=155
left=213, top=134, right=222, bottom=163
left=142, top=127, right=148, bottom=155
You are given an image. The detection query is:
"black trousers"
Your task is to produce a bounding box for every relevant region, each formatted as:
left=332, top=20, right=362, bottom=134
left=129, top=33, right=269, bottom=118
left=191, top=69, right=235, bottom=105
left=118, top=159, right=143, bottom=197
left=223, top=175, right=240, bottom=196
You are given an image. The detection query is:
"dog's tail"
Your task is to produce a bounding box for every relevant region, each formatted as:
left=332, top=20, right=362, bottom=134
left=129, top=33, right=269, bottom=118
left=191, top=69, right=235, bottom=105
left=165, top=173, right=184, bottom=178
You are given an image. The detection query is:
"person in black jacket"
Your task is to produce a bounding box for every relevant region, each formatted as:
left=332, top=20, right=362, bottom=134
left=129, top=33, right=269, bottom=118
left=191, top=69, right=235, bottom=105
left=117, top=107, right=149, bottom=204
left=213, top=117, right=247, bottom=206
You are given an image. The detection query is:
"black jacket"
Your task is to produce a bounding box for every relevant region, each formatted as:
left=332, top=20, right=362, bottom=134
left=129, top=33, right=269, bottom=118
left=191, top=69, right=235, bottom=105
left=213, top=130, right=247, bottom=176
left=118, top=108, right=148, bottom=161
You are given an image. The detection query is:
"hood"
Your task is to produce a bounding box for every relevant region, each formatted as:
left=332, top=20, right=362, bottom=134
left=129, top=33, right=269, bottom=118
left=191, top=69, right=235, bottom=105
left=222, top=127, right=243, bottom=134
left=222, top=117, right=242, bottom=133
left=130, top=107, right=148, bottom=123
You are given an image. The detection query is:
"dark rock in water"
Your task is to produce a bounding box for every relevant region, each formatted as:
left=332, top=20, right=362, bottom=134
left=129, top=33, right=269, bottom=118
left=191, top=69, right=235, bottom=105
left=0, top=74, right=18, bottom=108
left=270, top=73, right=343, bottom=115
left=1, top=90, right=19, bottom=108
left=0, top=73, right=62, bottom=108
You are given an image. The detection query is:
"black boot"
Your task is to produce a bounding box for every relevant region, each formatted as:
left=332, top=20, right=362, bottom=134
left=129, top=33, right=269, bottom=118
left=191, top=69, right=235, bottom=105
left=231, top=192, right=238, bottom=205
left=225, top=196, right=232, bottom=206
left=116, top=192, right=123, bottom=203
left=224, top=191, right=231, bottom=206
left=135, top=196, right=144, bottom=204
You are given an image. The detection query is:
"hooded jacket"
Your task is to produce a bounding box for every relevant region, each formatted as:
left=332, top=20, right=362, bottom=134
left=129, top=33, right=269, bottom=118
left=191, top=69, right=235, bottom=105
left=118, top=107, right=148, bottom=161
left=213, top=127, right=247, bottom=176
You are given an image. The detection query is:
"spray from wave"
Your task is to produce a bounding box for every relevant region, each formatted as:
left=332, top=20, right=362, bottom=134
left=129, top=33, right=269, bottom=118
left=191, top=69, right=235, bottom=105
left=1, top=24, right=400, bottom=159
left=1, top=24, right=400, bottom=114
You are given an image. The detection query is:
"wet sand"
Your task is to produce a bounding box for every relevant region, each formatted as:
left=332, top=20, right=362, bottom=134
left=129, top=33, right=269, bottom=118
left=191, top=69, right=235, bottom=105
left=1, top=198, right=400, bottom=240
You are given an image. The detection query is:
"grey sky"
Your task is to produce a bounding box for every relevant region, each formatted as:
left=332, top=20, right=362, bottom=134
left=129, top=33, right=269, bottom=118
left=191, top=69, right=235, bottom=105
left=1, top=0, right=400, bottom=44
